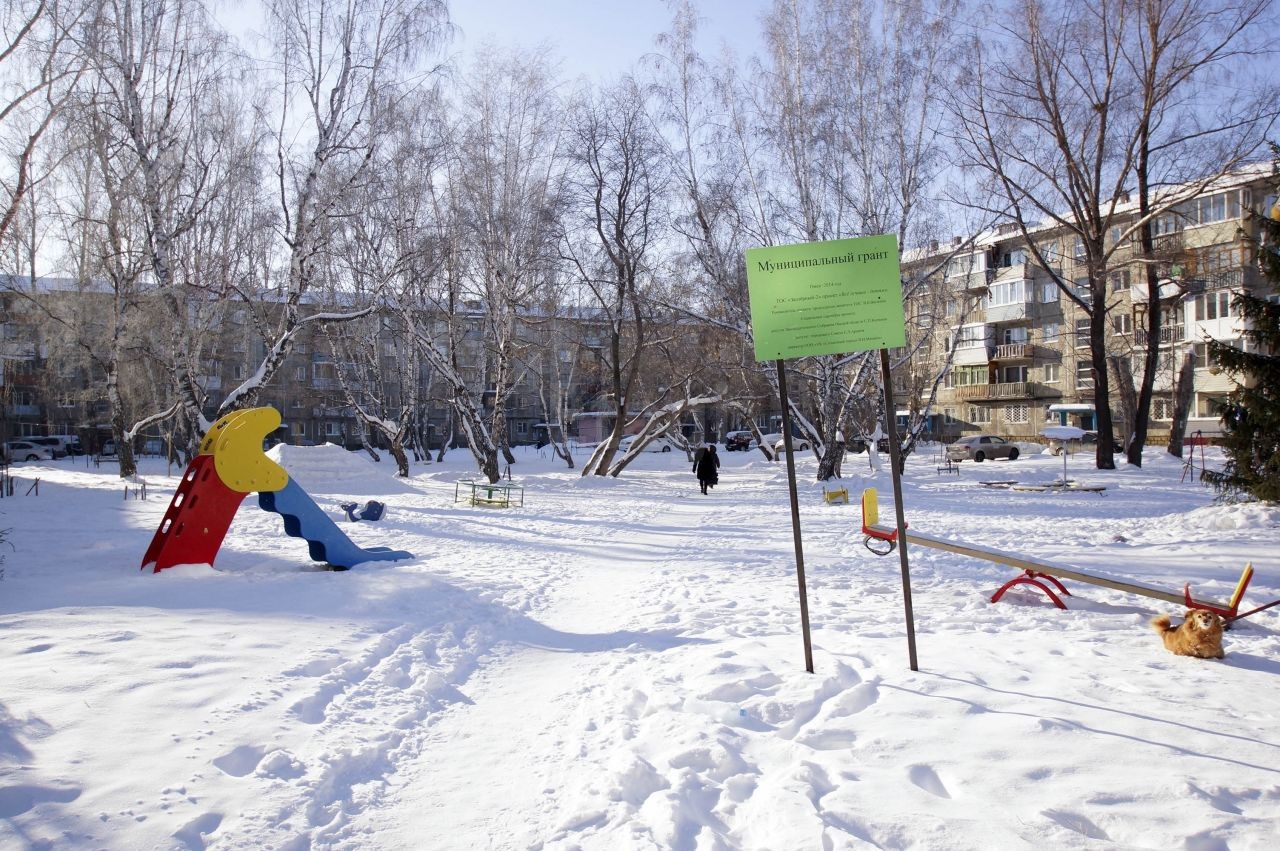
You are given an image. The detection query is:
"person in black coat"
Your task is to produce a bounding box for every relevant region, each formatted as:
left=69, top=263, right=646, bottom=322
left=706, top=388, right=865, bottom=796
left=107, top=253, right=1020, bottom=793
left=694, top=443, right=720, bottom=494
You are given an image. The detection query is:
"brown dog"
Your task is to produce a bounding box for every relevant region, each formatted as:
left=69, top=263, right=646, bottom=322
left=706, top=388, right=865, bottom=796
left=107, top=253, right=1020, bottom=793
left=1151, top=609, right=1225, bottom=659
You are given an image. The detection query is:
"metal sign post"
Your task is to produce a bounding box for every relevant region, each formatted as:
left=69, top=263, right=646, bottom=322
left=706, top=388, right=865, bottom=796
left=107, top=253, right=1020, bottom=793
left=745, top=234, right=913, bottom=673
left=879, top=349, right=919, bottom=671
left=776, top=359, right=814, bottom=674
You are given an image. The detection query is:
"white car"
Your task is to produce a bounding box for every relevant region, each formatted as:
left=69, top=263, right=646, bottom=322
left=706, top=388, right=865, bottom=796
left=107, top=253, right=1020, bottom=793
left=4, top=440, right=54, bottom=462
left=618, top=435, right=676, bottom=453
left=753, top=432, right=811, bottom=451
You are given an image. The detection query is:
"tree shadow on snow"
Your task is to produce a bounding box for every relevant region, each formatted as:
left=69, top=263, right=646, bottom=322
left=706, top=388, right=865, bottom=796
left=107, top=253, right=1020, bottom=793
left=506, top=618, right=711, bottom=654
left=885, top=673, right=1280, bottom=775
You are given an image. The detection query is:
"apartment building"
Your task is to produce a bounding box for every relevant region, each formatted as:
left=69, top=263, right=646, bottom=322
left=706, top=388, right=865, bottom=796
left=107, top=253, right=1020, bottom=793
left=905, top=165, right=1278, bottom=446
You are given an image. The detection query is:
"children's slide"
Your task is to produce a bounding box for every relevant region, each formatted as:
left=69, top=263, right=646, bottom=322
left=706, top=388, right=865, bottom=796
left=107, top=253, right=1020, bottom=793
left=259, top=479, right=412, bottom=570
left=142, top=407, right=413, bottom=573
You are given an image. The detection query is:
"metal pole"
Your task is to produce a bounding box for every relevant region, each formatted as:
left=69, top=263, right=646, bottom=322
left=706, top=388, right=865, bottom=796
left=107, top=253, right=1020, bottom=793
left=776, top=359, right=814, bottom=674
left=879, top=348, right=919, bottom=671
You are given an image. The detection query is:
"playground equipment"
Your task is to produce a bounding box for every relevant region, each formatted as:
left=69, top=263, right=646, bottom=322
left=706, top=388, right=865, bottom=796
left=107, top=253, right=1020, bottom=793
left=340, top=500, right=386, bottom=522
left=141, top=408, right=412, bottom=572
left=823, top=485, right=850, bottom=505
left=859, top=488, right=1268, bottom=621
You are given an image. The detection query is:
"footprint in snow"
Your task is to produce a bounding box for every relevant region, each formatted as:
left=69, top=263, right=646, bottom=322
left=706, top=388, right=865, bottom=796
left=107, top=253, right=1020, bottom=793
left=171, top=811, right=223, bottom=850
left=1041, top=808, right=1110, bottom=840
left=212, top=744, right=266, bottom=777
left=907, top=764, right=951, bottom=799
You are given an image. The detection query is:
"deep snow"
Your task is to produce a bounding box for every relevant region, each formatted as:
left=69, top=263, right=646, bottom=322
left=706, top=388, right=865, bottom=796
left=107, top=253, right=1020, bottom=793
left=2, top=442, right=1278, bottom=850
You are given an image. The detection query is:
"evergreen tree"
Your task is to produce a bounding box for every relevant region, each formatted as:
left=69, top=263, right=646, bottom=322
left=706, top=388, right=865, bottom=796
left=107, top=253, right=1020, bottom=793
left=1204, top=177, right=1280, bottom=502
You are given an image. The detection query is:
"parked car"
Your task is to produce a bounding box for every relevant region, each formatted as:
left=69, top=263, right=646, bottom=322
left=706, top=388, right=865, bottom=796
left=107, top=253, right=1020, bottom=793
left=846, top=436, right=890, bottom=454
left=4, top=440, right=54, bottom=462
left=101, top=439, right=116, bottom=456
left=45, top=434, right=85, bottom=455
left=1048, top=430, right=1122, bottom=456
left=723, top=431, right=754, bottom=451
left=946, top=434, right=1020, bottom=462
left=752, top=432, right=814, bottom=450
left=25, top=437, right=68, bottom=458
left=618, top=434, right=676, bottom=453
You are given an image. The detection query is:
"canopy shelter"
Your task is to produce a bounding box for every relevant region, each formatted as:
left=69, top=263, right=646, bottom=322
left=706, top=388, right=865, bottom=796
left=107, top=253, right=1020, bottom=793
left=1042, top=425, right=1086, bottom=483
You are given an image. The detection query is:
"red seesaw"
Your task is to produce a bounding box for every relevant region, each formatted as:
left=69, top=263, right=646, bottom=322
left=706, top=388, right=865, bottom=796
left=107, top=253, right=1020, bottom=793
left=860, top=488, right=1267, bottom=622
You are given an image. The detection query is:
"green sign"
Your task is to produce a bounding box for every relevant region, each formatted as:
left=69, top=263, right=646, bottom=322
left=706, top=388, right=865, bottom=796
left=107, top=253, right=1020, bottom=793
left=746, top=234, right=906, bottom=360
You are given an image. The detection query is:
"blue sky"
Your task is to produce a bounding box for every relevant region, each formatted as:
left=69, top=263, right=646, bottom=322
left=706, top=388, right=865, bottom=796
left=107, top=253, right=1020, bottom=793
left=447, top=0, right=771, bottom=82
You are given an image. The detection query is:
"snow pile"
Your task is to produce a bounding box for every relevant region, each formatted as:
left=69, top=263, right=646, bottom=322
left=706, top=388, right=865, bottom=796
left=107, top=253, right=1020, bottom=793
left=267, top=442, right=416, bottom=496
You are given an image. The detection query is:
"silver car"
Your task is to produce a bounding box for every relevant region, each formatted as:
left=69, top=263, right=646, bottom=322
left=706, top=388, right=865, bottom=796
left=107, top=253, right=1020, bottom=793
left=946, top=434, right=1020, bottom=462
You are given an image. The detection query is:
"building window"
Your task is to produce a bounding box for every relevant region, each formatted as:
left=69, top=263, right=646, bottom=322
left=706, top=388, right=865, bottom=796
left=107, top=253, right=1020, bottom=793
left=1194, top=246, right=1235, bottom=275
left=1043, top=363, right=1061, bottom=383
left=1112, top=314, right=1133, bottom=335
left=945, top=252, right=987, bottom=279
left=986, top=279, right=1028, bottom=308
left=1152, top=397, right=1174, bottom=420
left=1075, top=319, right=1091, bottom=348
left=1000, top=326, right=1029, bottom=346
left=294, top=366, right=306, bottom=381
left=233, top=364, right=245, bottom=379
left=943, top=408, right=956, bottom=425
left=1197, top=395, right=1227, bottom=418
left=997, top=247, right=1029, bottom=267
left=1076, top=360, right=1095, bottom=389
left=516, top=421, right=527, bottom=434
left=1073, top=277, right=1093, bottom=305
left=1004, top=404, right=1029, bottom=424
left=1041, top=282, right=1059, bottom=303
left=1194, top=291, right=1233, bottom=321
left=1001, top=365, right=1028, bottom=383
left=1072, top=238, right=1087, bottom=262
left=968, top=405, right=992, bottom=424
left=1110, top=269, right=1131, bottom=291
left=954, top=325, right=988, bottom=350
left=324, top=422, right=340, bottom=437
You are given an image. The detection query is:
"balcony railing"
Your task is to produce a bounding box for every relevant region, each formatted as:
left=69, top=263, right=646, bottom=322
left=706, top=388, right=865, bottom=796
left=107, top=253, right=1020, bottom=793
left=1151, top=231, right=1184, bottom=256
left=948, top=268, right=995, bottom=292
left=955, top=381, right=1058, bottom=401
left=1134, top=326, right=1181, bottom=346
left=992, top=342, right=1038, bottom=360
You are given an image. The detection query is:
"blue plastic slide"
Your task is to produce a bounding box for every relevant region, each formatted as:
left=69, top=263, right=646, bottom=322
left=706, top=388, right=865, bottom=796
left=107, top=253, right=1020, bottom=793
left=259, top=480, right=412, bottom=569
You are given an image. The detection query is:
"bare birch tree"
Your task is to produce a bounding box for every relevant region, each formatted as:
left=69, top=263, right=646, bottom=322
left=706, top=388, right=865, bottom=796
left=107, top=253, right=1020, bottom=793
left=454, top=47, right=565, bottom=467
left=219, top=0, right=451, bottom=417
left=561, top=78, right=669, bottom=477
left=1123, top=0, right=1277, bottom=464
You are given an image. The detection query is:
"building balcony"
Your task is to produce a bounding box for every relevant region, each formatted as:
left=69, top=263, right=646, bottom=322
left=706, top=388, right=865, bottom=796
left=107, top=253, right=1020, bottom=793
left=992, top=263, right=1033, bottom=283
left=948, top=268, right=994, bottom=293
left=7, top=404, right=41, bottom=416
left=985, top=300, right=1037, bottom=323
left=992, top=342, right=1040, bottom=361
left=951, top=345, right=993, bottom=366
left=1134, top=326, right=1182, bottom=346
left=1151, top=230, right=1184, bottom=256
left=955, top=381, right=1059, bottom=401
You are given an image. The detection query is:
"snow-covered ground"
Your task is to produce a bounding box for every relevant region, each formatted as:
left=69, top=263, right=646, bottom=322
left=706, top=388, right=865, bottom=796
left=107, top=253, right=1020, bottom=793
left=2, top=442, right=1278, bottom=850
